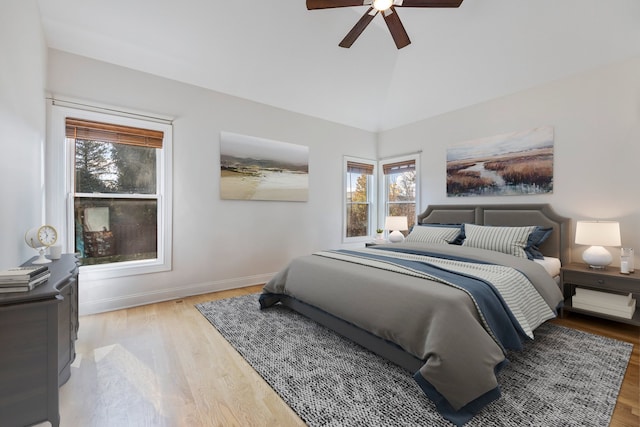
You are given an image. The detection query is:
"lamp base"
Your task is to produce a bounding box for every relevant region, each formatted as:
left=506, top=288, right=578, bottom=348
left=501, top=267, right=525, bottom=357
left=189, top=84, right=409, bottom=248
left=582, top=245, right=612, bottom=269
left=388, top=230, right=405, bottom=243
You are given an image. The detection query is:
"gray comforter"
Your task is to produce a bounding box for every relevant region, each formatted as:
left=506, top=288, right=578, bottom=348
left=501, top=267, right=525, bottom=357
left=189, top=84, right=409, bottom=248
left=261, top=242, right=564, bottom=425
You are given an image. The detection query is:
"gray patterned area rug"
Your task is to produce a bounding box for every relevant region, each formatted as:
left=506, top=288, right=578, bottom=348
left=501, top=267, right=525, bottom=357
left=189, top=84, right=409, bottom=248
left=196, top=294, right=633, bottom=427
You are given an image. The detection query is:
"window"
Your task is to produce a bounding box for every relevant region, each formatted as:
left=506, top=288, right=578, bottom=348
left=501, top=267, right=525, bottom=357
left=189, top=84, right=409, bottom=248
left=68, top=117, right=163, bottom=266
left=48, top=102, right=172, bottom=278
left=344, top=158, right=376, bottom=240
left=381, top=156, right=418, bottom=233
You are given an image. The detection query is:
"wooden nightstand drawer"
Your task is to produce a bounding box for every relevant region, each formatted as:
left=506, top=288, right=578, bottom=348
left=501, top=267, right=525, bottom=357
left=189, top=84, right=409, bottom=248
left=562, top=269, right=639, bottom=293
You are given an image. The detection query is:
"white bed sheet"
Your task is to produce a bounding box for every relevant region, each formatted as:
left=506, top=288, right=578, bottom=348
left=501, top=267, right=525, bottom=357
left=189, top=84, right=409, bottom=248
left=534, top=256, right=561, bottom=278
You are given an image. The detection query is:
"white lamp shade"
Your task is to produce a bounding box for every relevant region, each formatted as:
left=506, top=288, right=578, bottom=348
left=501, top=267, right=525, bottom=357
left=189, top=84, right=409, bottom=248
left=384, top=216, right=408, bottom=232
left=575, top=221, right=621, bottom=247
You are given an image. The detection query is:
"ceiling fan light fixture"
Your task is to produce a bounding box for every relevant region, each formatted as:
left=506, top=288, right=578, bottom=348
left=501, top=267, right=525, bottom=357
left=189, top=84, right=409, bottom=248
left=307, top=0, right=464, bottom=49
left=373, top=0, right=393, bottom=11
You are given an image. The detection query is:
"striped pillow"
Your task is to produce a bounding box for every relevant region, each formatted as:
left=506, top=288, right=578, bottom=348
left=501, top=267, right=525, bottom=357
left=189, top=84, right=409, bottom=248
left=462, top=224, right=537, bottom=258
left=405, top=225, right=462, bottom=245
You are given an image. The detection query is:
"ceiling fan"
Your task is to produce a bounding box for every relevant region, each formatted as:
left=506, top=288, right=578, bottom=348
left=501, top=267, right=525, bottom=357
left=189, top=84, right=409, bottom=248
left=307, top=0, right=464, bottom=49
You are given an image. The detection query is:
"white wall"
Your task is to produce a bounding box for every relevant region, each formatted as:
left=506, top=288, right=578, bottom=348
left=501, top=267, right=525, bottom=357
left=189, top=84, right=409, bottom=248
left=378, top=56, right=640, bottom=267
left=0, top=0, right=48, bottom=268
left=7, top=30, right=640, bottom=313
left=46, top=49, right=377, bottom=314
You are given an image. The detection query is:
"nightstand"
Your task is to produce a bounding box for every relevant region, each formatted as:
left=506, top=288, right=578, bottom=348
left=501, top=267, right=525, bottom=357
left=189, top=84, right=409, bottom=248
left=561, top=262, right=640, bottom=326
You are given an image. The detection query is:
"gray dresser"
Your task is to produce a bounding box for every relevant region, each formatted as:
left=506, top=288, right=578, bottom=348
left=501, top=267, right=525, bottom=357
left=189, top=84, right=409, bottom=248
left=0, top=254, right=79, bottom=427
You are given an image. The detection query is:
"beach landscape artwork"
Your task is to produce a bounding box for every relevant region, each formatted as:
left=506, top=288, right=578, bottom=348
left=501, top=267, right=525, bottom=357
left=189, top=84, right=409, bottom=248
left=220, top=132, right=309, bottom=202
left=447, top=126, right=554, bottom=197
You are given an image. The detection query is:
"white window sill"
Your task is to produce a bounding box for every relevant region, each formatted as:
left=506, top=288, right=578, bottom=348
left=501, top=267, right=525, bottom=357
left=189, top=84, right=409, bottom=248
left=79, top=258, right=171, bottom=280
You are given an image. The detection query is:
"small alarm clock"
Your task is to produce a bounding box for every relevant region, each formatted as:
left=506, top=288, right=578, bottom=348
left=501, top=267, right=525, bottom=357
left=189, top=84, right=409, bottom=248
left=25, top=225, right=58, bottom=264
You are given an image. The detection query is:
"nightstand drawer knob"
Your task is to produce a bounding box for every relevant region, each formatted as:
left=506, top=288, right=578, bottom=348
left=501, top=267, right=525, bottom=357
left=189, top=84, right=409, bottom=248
left=597, top=279, right=605, bottom=285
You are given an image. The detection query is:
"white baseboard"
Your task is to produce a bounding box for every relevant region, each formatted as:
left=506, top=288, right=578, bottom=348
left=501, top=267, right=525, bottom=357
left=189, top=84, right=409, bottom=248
left=78, top=273, right=275, bottom=316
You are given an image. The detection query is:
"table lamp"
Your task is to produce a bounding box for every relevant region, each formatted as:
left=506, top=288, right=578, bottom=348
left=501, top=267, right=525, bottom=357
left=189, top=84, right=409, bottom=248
left=385, top=216, right=408, bottom=243
left=575, top=220, right=621, bottom=269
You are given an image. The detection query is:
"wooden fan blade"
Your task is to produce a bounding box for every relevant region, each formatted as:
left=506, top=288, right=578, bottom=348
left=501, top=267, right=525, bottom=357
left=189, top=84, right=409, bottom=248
left=339, top=8, right=378, bottom=48
left=307, top=0, right=368, bottom=10
left=397, top=0, right=463, bottom=7
left=383, top=7, right=411, bottom=49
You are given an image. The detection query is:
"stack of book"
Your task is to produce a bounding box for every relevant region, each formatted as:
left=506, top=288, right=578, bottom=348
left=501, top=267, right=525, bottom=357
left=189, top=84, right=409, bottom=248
left=573, top=287, right=637, bottom=319
left=0, top=265, right=51, bottom=293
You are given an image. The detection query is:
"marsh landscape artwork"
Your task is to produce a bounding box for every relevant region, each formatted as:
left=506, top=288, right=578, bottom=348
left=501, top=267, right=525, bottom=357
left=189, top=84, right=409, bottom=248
left=446, top=126, right=554, bottom=197
left=220, top=132, right=309, bottom=202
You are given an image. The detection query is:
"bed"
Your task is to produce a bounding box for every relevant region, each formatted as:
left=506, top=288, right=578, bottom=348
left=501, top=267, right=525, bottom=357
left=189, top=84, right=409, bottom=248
left=260, top=204, right=570, bottom=425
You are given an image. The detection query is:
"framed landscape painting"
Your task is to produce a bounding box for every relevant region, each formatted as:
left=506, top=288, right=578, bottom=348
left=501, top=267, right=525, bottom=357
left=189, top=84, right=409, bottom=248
left=446, top=126, right=554, bottom=197
left=220, top=132, right=309, bottom=202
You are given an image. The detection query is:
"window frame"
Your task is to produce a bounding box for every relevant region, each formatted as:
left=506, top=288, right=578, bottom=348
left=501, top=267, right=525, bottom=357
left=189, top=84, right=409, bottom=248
left=47, top=102, right=173, bottom=279
left=378, top=154, right=420, bottom=234
left=343, top=156, right=377, bottom=243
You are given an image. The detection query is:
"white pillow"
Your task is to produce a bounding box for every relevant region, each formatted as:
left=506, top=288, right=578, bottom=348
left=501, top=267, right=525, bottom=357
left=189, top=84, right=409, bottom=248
left=462, top=224, right=537, bottom=259
left=405, top=225, right=462, bottom=245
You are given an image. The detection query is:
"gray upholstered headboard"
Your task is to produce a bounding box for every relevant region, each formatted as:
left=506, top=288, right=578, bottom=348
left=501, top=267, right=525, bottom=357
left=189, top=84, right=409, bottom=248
left=417, top=204, right=572, bottom=264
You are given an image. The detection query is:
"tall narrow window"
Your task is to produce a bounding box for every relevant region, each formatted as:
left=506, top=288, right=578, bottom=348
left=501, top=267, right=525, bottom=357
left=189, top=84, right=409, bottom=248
left=345, top=158, right=376, bottom=240
left=67, top=118, right=164, bottom=266
left=382, top=157, right=417, bottom=233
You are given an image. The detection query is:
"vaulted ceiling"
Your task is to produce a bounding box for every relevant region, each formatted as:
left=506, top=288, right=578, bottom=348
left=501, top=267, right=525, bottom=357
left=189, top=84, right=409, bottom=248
left=37, top=0, right=640, bottom=132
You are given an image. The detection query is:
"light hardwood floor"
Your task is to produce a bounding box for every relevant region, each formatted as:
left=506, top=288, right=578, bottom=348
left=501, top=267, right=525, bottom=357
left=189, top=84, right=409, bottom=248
left=55, top=286, right=638, bottom=427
